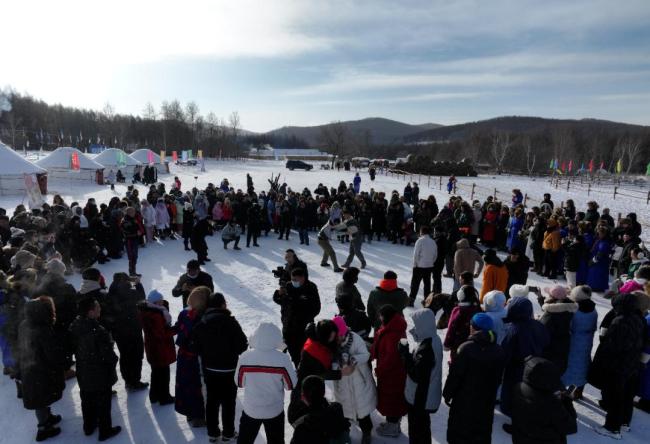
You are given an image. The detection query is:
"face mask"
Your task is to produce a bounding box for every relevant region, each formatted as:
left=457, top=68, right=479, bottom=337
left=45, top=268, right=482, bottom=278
left=291, top=280, right=301, bottom=288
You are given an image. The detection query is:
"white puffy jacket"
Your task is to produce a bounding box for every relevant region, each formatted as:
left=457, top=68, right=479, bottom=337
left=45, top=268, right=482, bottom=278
left=332, top=331, right=377, bottom=419
left=141, top=205, right=156, bottom=227
left=235, top=322, right=297, bottom=419
left=413, top=235, right=437, bottom=268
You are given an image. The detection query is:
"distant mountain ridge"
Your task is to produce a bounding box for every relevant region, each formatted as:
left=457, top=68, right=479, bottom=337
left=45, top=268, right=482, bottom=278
left=267, top=117, right=443, bottom=146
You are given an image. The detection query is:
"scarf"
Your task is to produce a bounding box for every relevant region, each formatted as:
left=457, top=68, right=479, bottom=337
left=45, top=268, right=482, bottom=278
left=303, top=338, right=333, bottom=369
left=379, top=279, right=397, bottom=291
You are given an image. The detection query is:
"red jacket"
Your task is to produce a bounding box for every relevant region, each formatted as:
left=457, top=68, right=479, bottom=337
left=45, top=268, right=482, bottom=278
left=137, top=302, right=177, bottom=367
left=371, top=314, right=407, bottom=417
left=482, top=211, right=498, bottom=242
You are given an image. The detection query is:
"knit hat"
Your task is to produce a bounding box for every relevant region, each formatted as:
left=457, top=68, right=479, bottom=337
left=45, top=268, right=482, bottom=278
left=147, top=289, right=164, bottom=304
left=13, top=250, right=36, bottom=269
left=457, top=285, right=478, bottom=304
left=509, top=284, right=529, bottom=298
left=471, top=313, right=494, bottom=332
left=332, top=316, right=348, bottom=337
left=45, top=258, right=67, bottom=276
left=568, top=285, right=592, bottom=302
left=543, top=285, right=568, bottom=300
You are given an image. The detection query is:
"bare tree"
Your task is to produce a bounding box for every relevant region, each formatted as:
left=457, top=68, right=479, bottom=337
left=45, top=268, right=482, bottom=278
left=523, top=135, right=536, bottom=176
left=228, top=111, right=240, bottom=139
left=102, top=102, right=115, bottom=120
left=185, top=101, right=200, bottom=148
left=490, top=131, right=511, bottom=174
left=616, top=135, right=643, bottom=174
left=320, top=121, right=349, bottom=168
left=142, top=102, right=157, bottom=120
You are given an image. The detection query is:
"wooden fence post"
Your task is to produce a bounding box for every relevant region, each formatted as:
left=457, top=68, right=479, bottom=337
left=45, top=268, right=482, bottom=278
left=418, top=174, right=421, bottom=184
left=493, top=188, right=497, bottom=200
left=470, top=183, right=476, bottom=200
left=588, top=183, right=591, bottom=196
left=439, top=176, right=442, bottom=190
left=613, top=186, right=618, bottom=200
left=428, top=175, right=431, bottom=188
left=523, top=193, right=528, bottom=207
left=566, top=179, right=570, bottom=191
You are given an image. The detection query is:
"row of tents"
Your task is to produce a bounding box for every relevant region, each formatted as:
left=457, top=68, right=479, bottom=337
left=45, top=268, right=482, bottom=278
left=0, top=144, right=170, bottom=195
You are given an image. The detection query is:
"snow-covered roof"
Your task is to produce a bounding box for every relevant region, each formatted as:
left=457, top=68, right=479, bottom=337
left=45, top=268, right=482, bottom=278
left=36, top=147, right=104, bottom=170
left=131, top=148, right=168, bottom=164
left=0, top=143, right=47, bottom=176
left=94, top=148, right=141, bottom=167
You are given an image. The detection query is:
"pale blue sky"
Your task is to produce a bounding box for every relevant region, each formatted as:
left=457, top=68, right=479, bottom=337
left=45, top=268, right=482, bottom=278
left=3, top=0, right=650, bottom=132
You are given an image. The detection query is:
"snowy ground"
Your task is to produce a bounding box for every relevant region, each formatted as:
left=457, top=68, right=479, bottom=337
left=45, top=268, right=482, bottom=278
left=1, top=159, right=649, bottom=443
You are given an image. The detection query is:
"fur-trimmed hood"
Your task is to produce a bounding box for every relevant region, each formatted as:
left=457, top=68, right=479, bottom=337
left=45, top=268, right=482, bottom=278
left=542, top=299, right=578, bottom=314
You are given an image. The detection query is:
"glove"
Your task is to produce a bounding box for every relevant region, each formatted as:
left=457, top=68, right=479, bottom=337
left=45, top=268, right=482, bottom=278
left=397, top=342, right=409, bottom=357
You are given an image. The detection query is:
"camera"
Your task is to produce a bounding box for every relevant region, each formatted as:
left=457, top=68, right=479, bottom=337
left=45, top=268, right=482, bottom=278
left=272, top=266, right=284, bottom=279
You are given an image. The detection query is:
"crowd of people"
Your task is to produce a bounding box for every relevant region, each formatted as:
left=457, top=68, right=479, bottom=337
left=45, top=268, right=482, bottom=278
left=0, top=169, right=649, bottom=443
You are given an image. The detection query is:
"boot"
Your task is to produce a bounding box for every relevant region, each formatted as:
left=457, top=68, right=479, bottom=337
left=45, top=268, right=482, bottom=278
left=98, top=426, right=122, bottom=441
left=36, top=425, right=61, bottom=442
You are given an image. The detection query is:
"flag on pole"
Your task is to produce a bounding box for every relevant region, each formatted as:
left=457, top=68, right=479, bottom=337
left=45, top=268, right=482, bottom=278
left=71, top=152, right=80, bottom=171
left=147, top=150, right=154, bottom=165
left=580, top=162, right=584, bottom=172
left=188, top=150, right=193, bottom=159
left=549, top=159, right=553, bottom=169
left=117, top=151, right=126, bottom=167
left=160, top=150, right=166, bottom=164
left=172, top=151, right=178, bottom=162
left=554, top=158, right=559, bottom=169
left=561, top=161, right=566, bottom=173
left=646, top=161, right=650, bottom=176
left=197, top=150, right=203, bottom=159
left=599, top=160, right=604, bottom=170
left=568, top=160, right=573, bottom=172
left=588, top=159, right=594, bottom=173
left=182, top=150, right=188, bottom=161
left=616, top=158, right=622, bottom=174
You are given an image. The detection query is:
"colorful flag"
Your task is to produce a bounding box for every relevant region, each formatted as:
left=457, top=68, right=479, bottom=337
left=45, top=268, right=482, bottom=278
left=599, top=160, right=604, bottom=170
left=197, top=150, right=203, bottom=159
left=646, top=161, right=650, bottom=176
left=172, top=151, right=178, bottom=162
left=568, top=160, right=573, bottom=172
left=554, top=158, right=559, bottom=169
left=616, top=158, right=622, bottom=174
left=71, top=152, right=80, bottom=171
left=182, top=150, right=188, bottom=161
left=188, top=150, right=193, bottom=159
left=549, top=159, right=554, bottom=169
left=580, top=162, right=584, bottom=172
left=147, top=150, right=154, bottom=164
left=588, top=159, right=594, bottom=173
left=160, top=150, right=166, bottom=163
left=561, top=161, right=566, bottom=172
left=117, top=151, right=126, bottom=167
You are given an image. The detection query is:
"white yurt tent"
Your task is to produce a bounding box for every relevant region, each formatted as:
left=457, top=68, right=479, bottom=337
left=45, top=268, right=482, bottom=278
left=0, top=143, right=48, bottom=195
left=131, top=148, right=170, bottom=174
left=36, top=147, right=105, bottom=184
left=94, top=148, right=142, bottom=176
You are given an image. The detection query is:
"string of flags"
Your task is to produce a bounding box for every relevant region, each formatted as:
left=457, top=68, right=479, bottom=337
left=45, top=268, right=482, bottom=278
left=548, top=158, right=624, bottom=174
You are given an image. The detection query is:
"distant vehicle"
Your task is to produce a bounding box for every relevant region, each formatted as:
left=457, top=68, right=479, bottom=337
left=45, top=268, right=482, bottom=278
left=176, top=159, right=198, bottom=166
left=286, top=160, right=313, bottom=171
left=351, top=157, right=371, bottom=168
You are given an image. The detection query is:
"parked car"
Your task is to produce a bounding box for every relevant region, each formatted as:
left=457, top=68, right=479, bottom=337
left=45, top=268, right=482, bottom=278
left=286, top=160, right=313, bottom=171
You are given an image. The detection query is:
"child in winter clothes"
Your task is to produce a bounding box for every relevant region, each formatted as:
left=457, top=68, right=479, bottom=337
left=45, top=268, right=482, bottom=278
left=235, top=323, right=297, bottom=444
left=619, top=265, right=650, bottom=294
left=371, top=305, right=408, bottom=437
left=398, top=309, right=443, bottom=444
left=331, top=316, right=377, bottom=443
left=444, top=285, right=481, bottom=362
left=482, top=290, right=507, bottom=344
left=561, top=285, right=597, bottom=400
left=137, top=290, right=176, bottom=405
left=154, top=198, right=170, bottom=239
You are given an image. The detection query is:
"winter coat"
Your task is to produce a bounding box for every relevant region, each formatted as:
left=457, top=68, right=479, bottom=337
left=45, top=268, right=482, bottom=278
left=586, top=237, right=612, bottom=291
left=404, top=309, right=443, bottom=412
left=273, top=280, right=321, bottom=339
left=289, top=398, right=350, bottom=444
left=589, top=292, right=645, bottom=388
left=137, top=302, right=177, bottom=367
left=479, top=264, right=508, bottom=303
left=505, top=256, right=530, bottom=291
left=235, top=323, right=297, bottom=419
left=639, top=314, right=650, bottom=400
left=542, top=228, right=561, bottom=252
left=366, top=282, right=409, bottom=330
left=453, top=238, right=484, bottom=278
left=561, top=299, right=597, bottom=387
left=221, top=223, right=242, bottom=241
left=182, top=208, right=195, bottom=237
left=483, top=291, right=507, bottom=344
left=107, top=280, right=145, bottom=342
left=69, top=316, right=119, bottom=392
left=371, top=314, right=408, bottom=417
left=443, top=330, right=506, bottom=444
left=155, top=202, right=170, bottom=229
left=295, top=337, right=342, bottom=394
left=563, top=240, right=585, bottom=272
left=192, top=307, right=248, bottom=372
left=444, top=303, right=481, bottom=360
left=413, top=235, right=437, bottom=269
left=481, top=211, right=498, bottom=242
left=141, top=204, right=156, bottom=227
left=500, top=297, right=550, bottom=417
left=511, top=357, right=577, bottom=444
left=212, top=202, right=224, bottom=221
left=538, top=299, right=577, bottom=374
left=332, top=331, right=377, bottom=419
left=172, top=271, right=214, bottom=307
left=335, top=282, right=365, bottom=311
left=17, top=300, right=66, bottom=410
left=339, top=309, right=372, bottom=342
left=507, top=215, right=524, bottom=251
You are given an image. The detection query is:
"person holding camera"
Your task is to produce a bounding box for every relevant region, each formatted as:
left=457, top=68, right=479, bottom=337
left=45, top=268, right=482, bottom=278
left=272, top=268, right=320, bottom=366
left=273, top=249, right=309, bottom=285
left=172, top=260, right=214, bottom=308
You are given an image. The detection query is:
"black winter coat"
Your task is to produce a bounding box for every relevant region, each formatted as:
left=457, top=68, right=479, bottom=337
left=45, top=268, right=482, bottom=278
left=443, top=331, right=505, bottom=444
left=512, top=357, right=577, bottom=444
left=192, top=307, right=248, bottom=371
left=182, top=209, right=195, bottom=237
left=172, top=271, right=214, bottom=308
left=17, top=300, right=65, bottom=410
left=273, top=280, right=320, bottom=337
left=107, top=280, right=145, bottom=341
left=538, top=300, right=577, bottom=374
left=279, top=259, right=309, bottom=284
left=504, top=256, right=530, bottom=289
left=69, top=316, right=118, bottom=391
left=289, top=398, right=350, bottom=444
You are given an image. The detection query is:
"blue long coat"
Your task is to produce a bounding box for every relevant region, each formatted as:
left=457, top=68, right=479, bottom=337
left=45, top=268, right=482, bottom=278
left=506, top=216, right=524, bottom=251
left=638, top=314, right=650, bottom=400
left=586, top=238, right=612, bottom=291
left=561, top=301, right=597, bottom=387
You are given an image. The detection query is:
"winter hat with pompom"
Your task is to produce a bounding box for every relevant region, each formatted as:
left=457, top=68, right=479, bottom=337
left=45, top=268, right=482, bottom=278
left=543, top=285, right=568, bottom=300
left=509, top=284, right=529, bottom=298
left=332, top=316, right=348, bottom=337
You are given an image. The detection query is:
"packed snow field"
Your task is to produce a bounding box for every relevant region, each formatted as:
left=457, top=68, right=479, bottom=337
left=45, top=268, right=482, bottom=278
left=0, top=159, right=648, bottom=443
